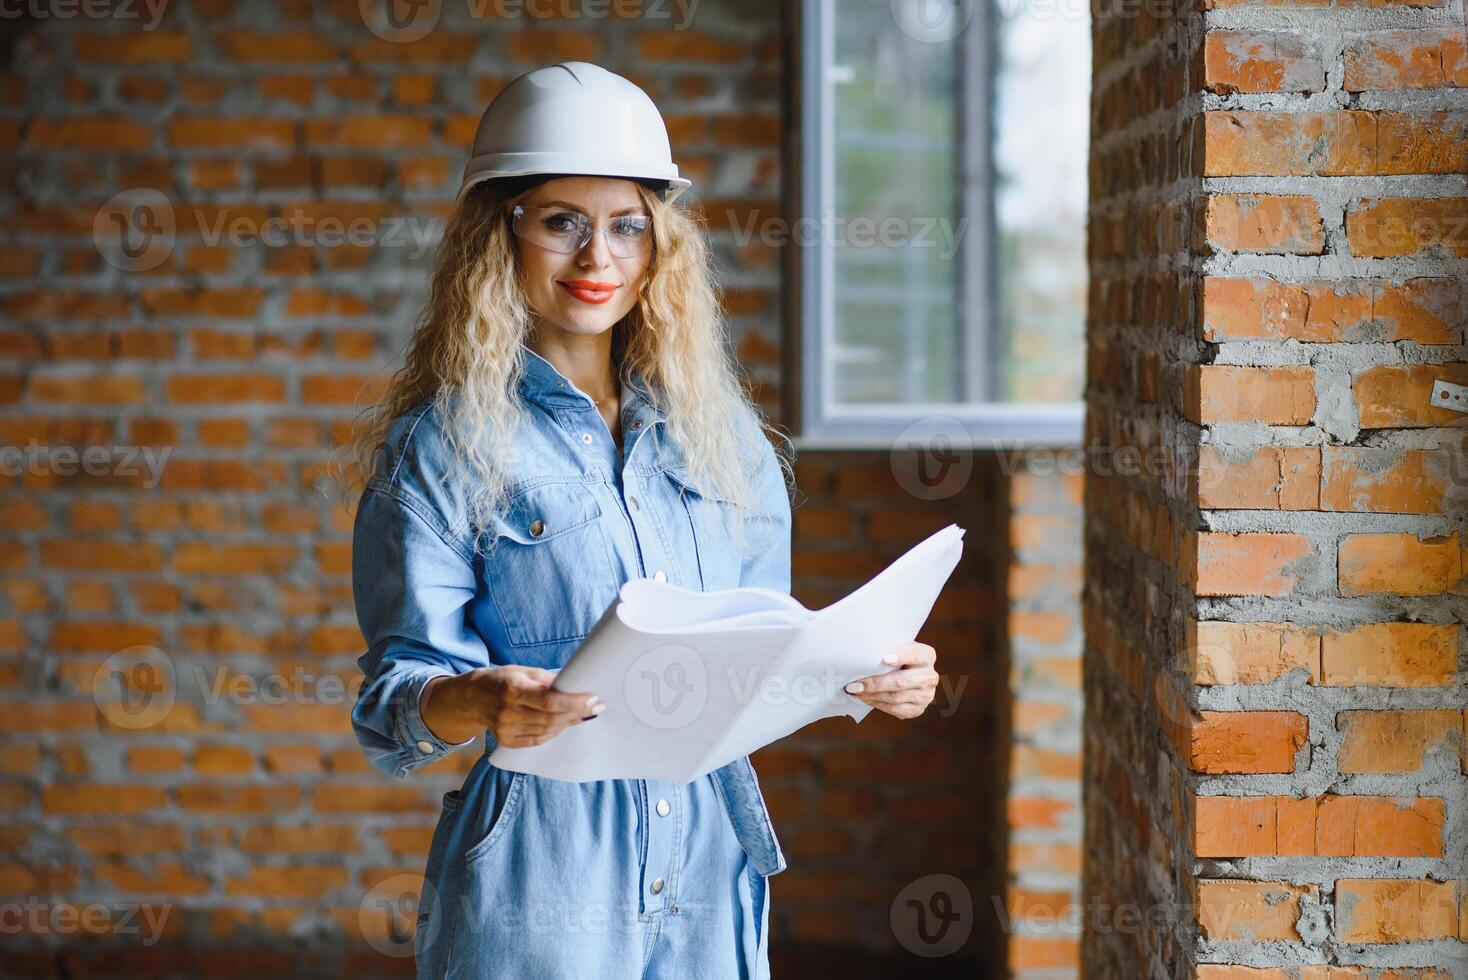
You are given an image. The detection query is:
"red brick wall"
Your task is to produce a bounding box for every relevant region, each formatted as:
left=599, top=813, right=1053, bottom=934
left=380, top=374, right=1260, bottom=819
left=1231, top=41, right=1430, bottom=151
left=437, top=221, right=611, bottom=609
left=0, top=2, right=1063, bottom=976
left=1007, top=467, right=1085, bottom=975
left=0, top=2, right=790, bottom=975
left=1084, top=0, right=1466, bottom=975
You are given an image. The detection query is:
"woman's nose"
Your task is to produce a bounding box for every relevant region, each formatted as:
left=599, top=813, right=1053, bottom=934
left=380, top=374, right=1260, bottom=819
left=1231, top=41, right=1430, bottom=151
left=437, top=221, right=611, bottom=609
left=576, top=228, right=615, bottom=267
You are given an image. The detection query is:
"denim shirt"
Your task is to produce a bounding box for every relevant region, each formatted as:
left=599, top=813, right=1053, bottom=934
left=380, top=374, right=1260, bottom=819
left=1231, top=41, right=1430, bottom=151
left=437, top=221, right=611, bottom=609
left=350, top=342, right=791, bottom=877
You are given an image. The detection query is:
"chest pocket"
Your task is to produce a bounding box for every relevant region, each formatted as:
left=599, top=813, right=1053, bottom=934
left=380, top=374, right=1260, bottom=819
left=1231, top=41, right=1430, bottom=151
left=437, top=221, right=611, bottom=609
left=482, top=482, right=619, bottom=647
left=662, top=466, right=743, bottom=592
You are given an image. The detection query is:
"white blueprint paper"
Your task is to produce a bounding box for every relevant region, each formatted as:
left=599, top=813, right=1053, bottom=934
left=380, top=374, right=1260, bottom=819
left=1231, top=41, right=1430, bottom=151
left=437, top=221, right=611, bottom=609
left=487, top=523, right=966, bottom=783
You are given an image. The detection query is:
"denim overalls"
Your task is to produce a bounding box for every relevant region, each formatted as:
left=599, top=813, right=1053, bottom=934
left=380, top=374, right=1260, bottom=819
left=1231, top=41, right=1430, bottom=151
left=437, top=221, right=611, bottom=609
left=350, top=343, right=790, bottom=979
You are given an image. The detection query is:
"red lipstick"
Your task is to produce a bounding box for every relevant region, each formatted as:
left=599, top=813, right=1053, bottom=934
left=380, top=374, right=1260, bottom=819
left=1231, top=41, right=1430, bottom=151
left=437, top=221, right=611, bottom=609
left=558, top=280, right=619, bottom=304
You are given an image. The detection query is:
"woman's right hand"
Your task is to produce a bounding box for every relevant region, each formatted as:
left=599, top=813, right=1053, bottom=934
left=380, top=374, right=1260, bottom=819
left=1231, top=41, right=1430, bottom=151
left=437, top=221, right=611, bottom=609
left=419, top=666, right=604, bottom=748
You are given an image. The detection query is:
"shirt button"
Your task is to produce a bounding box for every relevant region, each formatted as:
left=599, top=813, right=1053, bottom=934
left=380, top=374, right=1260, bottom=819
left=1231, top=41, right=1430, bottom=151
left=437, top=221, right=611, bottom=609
left=652, top=570, right=667, bottom=582
left=656, top=798, right=670, bottom=816
left=627, top=495, right=639, bottom=511
left=581, top=432, right=593, bottom=444
left=650, top=877, right=664, bottom=895
left=528, top=519, right=544, bottom=538
left=416, top=740, right=434, bottom=754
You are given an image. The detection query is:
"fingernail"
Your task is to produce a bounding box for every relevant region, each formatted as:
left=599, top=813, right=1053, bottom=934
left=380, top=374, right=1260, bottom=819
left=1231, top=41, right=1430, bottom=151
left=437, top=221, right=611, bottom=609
left=591, top=702, right=606, bottom=715
left=588, top=697, right=603, bottom=710
left=882, top=654, right=899, bottom=665
left=845, top=681, right=863, bottom=693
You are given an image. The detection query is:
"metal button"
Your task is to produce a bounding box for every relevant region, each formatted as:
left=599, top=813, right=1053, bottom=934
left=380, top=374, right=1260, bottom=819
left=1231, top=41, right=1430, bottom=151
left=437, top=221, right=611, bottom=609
left=652, top=570, right=667, bottom=583
left=528, top=519, right=544, bottom=538
left=416, top=740, right=434, bottom=754
left=656, top=798, right=670, bottom=817
left=650, top=877, right=664, bottom=895
left=581, top=432, right=593, bottom=444
left=628, top=495, right=639, bottom=511
left=630, top=419, right=643, bottom=429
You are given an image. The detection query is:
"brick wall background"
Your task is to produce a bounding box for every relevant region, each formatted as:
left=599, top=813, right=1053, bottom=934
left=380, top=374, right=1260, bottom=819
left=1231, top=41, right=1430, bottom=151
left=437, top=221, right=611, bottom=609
left=1083, top=0, right=1466, bottom=976
left=0, top=1, right=1089, bottom=976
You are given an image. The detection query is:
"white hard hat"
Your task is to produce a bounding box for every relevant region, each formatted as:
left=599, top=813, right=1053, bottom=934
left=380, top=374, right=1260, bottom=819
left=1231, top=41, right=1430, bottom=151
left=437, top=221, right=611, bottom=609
left=457, top=62, right=692, bottom=207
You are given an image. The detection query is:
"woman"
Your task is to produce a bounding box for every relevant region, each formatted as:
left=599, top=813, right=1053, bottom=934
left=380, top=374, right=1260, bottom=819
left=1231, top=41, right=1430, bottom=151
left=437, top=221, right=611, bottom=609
left=338, top=62, right=941, bottom=979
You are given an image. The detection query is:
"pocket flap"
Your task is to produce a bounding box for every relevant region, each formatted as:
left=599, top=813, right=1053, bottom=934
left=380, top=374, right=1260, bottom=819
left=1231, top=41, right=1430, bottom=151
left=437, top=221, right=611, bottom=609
left=490, top=483, right=603, bottom=545
left=661, top=464, right=736, bottom=504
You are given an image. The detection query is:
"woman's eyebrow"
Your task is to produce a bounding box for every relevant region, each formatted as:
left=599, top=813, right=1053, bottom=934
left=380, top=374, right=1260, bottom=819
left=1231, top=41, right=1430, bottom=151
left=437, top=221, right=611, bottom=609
left=534, top=200, right=648, bottom=217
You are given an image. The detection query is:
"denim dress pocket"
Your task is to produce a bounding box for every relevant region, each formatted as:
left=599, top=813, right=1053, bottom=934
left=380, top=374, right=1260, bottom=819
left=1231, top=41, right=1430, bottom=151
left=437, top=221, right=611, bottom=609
left=414, top=788, right=466, bottom=967
left=483, top=481, right=620, bottom=647
left=662, top=466, right=742, bottom=592
left=465, top=768, right=527, bottom=865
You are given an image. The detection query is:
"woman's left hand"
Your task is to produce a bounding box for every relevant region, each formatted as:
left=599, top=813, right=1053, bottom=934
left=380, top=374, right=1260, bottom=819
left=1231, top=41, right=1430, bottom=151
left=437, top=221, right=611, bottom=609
left=843, top=642, right=939, bottom=719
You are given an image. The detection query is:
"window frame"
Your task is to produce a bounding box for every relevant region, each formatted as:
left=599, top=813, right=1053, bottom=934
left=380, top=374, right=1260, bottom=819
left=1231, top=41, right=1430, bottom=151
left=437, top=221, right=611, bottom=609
left=781, top=0, right=1086, bottom=451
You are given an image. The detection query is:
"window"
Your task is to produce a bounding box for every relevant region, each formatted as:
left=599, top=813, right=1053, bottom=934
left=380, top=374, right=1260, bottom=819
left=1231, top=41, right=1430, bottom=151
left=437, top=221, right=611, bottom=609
left=788, top=0, right=1089, bottom=447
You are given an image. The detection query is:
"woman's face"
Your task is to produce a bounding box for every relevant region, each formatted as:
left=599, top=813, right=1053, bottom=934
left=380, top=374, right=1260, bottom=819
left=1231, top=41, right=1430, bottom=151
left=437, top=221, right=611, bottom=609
left=509, top=176, right=653, bottom=341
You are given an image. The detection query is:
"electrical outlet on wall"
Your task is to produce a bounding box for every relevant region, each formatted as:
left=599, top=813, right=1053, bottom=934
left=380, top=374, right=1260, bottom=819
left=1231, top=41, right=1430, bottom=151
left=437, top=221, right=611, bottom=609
left=1431, top=380, right=1468, bottom=414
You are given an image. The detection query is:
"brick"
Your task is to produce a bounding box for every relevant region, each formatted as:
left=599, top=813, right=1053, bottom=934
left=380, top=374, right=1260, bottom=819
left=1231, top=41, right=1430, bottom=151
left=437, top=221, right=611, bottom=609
left=27, top=118, right=152, bottom=150
left=1334, top=879, right=1458, bottom=942
left=1190, top=532, right=1313, bottom=597
left=1195, top=795, right=1443, bottom=857
left=1204, top=111, right=1374, bottom=175
left=1189, top=711, right=1307, bottom=773
left=1203, top=194, right=1324, bottom=254
left=1314, top=795, right=1444, bottom=857
left=165, top=374, right=287, bottom=403
left=1320, top=622, right=1457, bottom=687
left=96, top=861, right=209, bottom=894
left=1338, top=709, right=1465, bottom=772
left=1344, top=29, right=1468, bottom=91
left=213, top=32, right=340, bottom=62
left=1185, top=365, right=1315, bottom=425
left=224, top=865, right=346, bottom=899
left=638, top=33, right=747, bottom=63
left=28, top=373, right=148, bottom=404
left=1377, top=111, right=1468, bottom=174
left=1196, top=445, right=1320, bottom=509
left=167, top=117, right=296, bottom=150
left=43, top=784, right=165, bottom=814
left=1346, top=198, right=1468, bottom=258
left=1197, top=880, right=1314, bottom=941
left=1353, top=363, right=1468, bottom=428
left=73, top=33, right=190, bottom=62
left=1204, top=31, right=1325, bottom=94
left=1186, top=620, right=1320, bottom=685
left=175, top=784, right=300, bottom=813
left=347, top=34, right=478, bottom=65
left=239, top=824, right=358, bottom=853
left=1320, top=447, right=1451, bottom=514
left=1339, top=531, right=1461, bottom=596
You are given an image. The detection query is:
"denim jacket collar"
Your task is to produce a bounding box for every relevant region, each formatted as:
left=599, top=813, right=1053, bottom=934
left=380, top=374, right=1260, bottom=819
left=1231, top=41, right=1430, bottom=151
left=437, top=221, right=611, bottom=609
left=516, top=341, right=666, bottom=430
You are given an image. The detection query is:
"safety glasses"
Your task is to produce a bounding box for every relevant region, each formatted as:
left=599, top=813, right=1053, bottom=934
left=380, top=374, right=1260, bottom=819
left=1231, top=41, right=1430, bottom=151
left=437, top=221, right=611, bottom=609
left=510, top=204, right=654, bottom=258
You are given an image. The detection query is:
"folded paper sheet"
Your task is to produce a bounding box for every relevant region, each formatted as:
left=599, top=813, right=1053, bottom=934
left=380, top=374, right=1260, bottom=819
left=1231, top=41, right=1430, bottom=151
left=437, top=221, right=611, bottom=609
left=488, top=523, right=966, bottom=783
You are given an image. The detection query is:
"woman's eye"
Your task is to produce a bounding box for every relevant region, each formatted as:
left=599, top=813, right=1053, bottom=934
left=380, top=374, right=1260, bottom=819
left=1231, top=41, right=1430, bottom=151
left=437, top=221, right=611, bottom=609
left=543, top=213, right=581, bottom=233
left=613, top=217, right=650, bottom=238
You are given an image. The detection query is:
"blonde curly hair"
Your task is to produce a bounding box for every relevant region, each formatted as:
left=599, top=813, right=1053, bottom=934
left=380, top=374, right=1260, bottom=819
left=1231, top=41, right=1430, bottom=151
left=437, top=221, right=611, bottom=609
left=327, top=176, right=795, bottom=558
